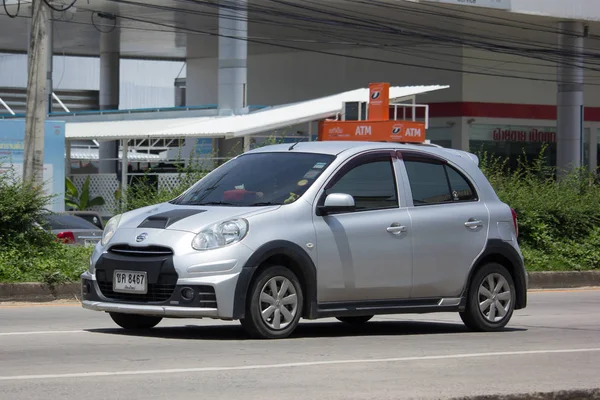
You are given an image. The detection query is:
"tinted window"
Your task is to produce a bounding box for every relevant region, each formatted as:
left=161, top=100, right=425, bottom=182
left=41, top=214, right=101, bottom=230
left=404, top=161, right=452, bottom=205
left=404, top=160, right=477, bottom=205
left=174, top=152, right=335, bottom=206
left=326, top=159, right=398, bottom=211
left=446, top=166, right=477, bottom=201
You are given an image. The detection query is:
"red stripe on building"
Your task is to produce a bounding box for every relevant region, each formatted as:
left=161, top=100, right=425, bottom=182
left=390, top=102, right=600, bottom=121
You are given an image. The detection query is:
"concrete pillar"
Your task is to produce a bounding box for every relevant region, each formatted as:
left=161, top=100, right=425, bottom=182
left=216, top=0, right=248, bottom=162
left=451, top=117, right=470, bottom=151
left=98, top=27, right=120, bottom=174
left=47, top=16, right=53, bottom=114
left=174, top=77, right=186, bottom=107
left=557, top=21, right=586, bottom=178
left=218, top=0, right=248, bottom=115
left=589, top=124, right=598, bottom=173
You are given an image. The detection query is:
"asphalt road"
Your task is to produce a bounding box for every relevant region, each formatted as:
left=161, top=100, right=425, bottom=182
left=1, top=289, right=599, bottom=400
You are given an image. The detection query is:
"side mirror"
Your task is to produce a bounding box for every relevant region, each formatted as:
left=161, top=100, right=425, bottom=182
left=318, top=193, right=356, bottom=215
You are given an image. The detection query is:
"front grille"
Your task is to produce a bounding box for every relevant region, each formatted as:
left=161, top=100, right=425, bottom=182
left=109, top=244, right=173, bottom=257
left=198, top=286, right=217, bottom=308
left=97, top=281, right=177, bottom=303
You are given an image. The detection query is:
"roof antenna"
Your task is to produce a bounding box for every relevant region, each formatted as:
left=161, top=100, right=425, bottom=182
left=288, top=137, right=306, bottom=151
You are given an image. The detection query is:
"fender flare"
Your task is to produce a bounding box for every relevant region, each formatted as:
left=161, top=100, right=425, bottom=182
left=464, top=239, right=528, bottom=310
left=232, top=240, right=318, bottom=320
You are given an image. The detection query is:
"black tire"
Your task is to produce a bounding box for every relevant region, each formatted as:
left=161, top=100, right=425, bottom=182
left=336, top=315, right=373, bottom=325
left=460, top=263, right=516, bottom=332
left=109, top=312, right=162, bottom=330
left=240, top=265, right=304, bottom=339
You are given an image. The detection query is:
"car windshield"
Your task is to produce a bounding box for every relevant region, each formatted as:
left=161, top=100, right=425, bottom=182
left=172, top=152, right=336, bottom=206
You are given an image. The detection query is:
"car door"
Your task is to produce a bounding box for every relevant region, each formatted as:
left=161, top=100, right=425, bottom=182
left=398, top=151, right=489, bottom=300
left=312, top=150, right=414, bottom=303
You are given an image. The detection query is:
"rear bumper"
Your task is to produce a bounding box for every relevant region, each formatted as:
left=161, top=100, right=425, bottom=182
left=81, top=300, right=219, bottom=318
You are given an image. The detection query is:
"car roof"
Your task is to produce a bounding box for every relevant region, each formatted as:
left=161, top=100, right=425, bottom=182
left=246, top=141, right=479, bottom=165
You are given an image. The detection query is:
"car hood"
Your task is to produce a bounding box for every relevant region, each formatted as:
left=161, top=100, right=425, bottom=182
left=116, top=202, right=280, bottom=234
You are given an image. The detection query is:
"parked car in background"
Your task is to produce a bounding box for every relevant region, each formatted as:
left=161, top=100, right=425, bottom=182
left=64, top=211, right=105, bottom=230
left=39, top=212, right=104, bottom=246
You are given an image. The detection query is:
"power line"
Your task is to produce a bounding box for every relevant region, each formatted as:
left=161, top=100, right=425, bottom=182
left=2, top=0, right=20, bottom=18
left=6, top=0, right=600, bottom=82
left=103, top=0, right=600, bottom=73
left=96, top=9, right=600, bottom=86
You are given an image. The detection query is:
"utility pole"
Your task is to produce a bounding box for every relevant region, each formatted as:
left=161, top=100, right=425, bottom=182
left=22, top=0, right=50, bottom=186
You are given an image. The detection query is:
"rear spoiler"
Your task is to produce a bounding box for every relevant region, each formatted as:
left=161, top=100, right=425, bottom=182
left=447, top=149, right=479, bottom=166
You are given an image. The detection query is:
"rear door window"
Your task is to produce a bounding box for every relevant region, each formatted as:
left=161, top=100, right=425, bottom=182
left=403, top=155, right=478, bottom=206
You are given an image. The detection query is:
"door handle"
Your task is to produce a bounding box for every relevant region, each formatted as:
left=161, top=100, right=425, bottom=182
left=464, top=219, right=483, bottom=229
left=387, top=224, right=407, bottom=235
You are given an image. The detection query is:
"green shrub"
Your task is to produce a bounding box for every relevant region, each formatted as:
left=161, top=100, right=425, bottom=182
left=0, top=164, right=55, bottom=245
left=478, top=147, right=600, bottom=271
left=1, top=162, right=93, bottom=285
left=0, top=240, right=93, bottom=284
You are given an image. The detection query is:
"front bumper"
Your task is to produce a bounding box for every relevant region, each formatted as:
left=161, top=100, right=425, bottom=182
left=81, top=238, right=249, bottom=319
left=81, top=300, right=219, bottom=318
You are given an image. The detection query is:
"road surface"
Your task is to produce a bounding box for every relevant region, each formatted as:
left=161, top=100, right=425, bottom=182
left=1, top=289, right=599, bottom=400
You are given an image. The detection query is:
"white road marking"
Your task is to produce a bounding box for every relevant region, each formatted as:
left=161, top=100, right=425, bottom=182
left=1, top=347, right=599, bottom=381
left=0, top=330, right=86, bottom=336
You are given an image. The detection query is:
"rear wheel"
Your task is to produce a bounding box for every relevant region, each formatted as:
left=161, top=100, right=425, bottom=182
left=336, top=316, right=373, bottom=325
left=460, top=263, right=516, bottom=332
left=240, top=265, right=304, bottom=339
left=109, top=312, right=162, bottom=330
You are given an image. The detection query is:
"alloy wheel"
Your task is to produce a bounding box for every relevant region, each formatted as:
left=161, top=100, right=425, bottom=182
left=259, top=276, right=299, bottom=330
left=478, top=273, right=512, bottom=323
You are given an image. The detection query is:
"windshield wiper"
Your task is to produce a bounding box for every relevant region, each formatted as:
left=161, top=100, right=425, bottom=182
left=194, top=201, right=238, bottom=206
left=248, top=202, right=282, bottom=206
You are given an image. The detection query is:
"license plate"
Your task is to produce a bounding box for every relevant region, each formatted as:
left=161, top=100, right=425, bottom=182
left=113, top=270, right=148, bottom=294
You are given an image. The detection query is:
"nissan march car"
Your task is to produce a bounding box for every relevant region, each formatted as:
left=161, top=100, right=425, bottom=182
left=81, top=140, right=527, bottom=339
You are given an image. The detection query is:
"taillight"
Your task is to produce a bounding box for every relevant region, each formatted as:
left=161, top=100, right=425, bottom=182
left=56, top=231, right=76, bottom=244
left=510, top=208, right=518, bottom=238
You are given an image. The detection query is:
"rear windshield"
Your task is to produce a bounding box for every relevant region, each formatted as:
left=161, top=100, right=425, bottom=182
left=173, top=152, right=336, bottom=207
left=41, top=214, right=101, bottom=230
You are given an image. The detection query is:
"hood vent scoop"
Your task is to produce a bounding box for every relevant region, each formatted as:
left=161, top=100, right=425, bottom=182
left=138, top=209, right=206, bottom=229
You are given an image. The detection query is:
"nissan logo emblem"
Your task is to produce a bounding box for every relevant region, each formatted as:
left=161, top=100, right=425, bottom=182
left=136, top=232, right=148, bottom=242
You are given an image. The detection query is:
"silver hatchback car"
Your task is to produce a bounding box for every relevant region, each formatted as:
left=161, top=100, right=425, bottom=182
left=81, top=140, right=527, bottom=339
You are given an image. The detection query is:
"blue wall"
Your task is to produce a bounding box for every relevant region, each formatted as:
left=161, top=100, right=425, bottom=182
left=0, top=120, right=66, bottom=212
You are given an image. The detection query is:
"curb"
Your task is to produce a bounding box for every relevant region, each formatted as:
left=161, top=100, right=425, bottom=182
left=0, top=282, right=80, bottom=302
left=0, top=271, right=599, bottom=303
left=527, top=271, right=600, bottom=289
left=448, top=388, right=600, bottom=399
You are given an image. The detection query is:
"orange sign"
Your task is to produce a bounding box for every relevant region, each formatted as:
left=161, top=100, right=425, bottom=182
left=368, top=82, right=390, bottom=121
left=319, top=120, right=426, bottom=143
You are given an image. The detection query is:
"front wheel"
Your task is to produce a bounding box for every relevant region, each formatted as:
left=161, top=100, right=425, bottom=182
left=109, top=312, right=162, bottom=330
left=240, top=265, right=304, bottom=339
left=460, top=263, right=516, bottom=332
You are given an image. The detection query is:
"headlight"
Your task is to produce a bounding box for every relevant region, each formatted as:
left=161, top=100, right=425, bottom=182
left=192, top=219, right=249, bottom=250
left=101, top=214, right=122, bottom=246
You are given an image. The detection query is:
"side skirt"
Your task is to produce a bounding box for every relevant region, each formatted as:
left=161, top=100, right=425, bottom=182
left=315, top=297, right=465, bottom=319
